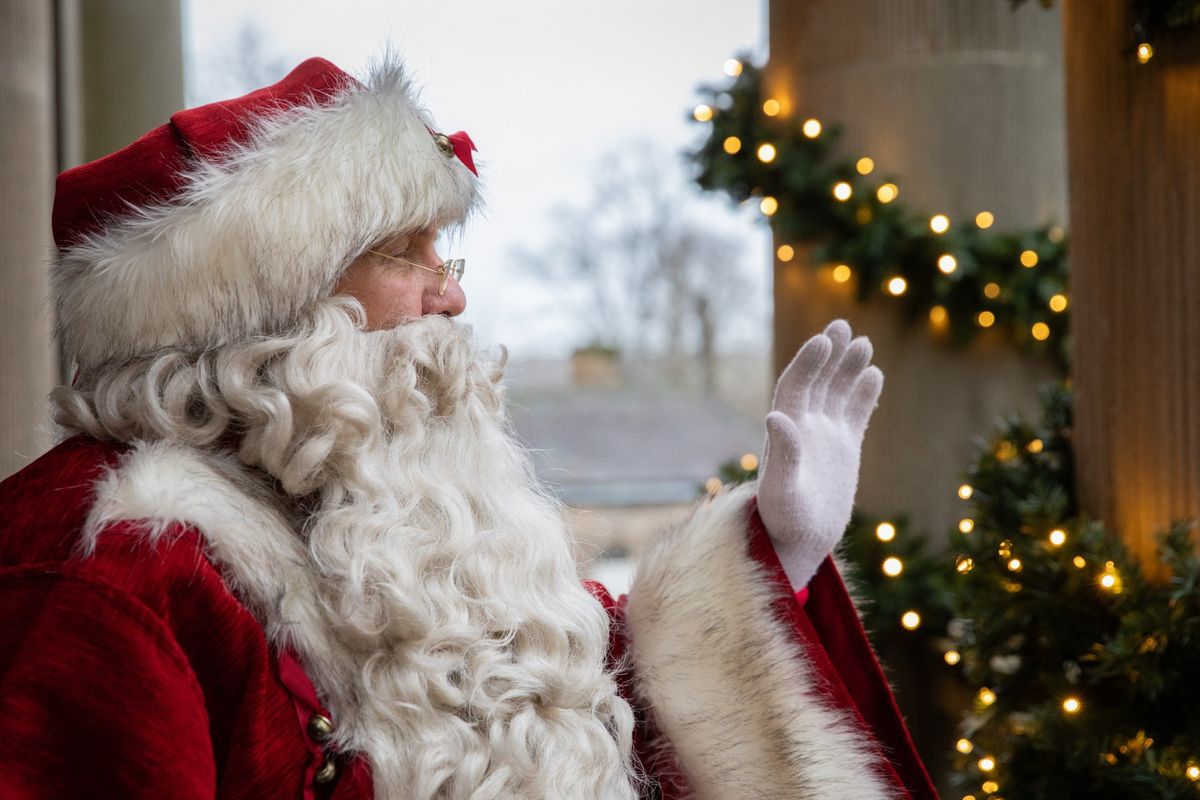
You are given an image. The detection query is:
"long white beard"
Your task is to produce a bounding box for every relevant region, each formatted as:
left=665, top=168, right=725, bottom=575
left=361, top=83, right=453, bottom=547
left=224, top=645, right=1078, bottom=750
left=55, top=301, right=638, bottom=799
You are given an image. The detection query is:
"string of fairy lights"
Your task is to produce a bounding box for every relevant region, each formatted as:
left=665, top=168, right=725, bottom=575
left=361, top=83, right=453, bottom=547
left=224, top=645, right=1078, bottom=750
left=693, top=38, right=1200, bottom=795
left=688, top=57, right=1071, bottom=371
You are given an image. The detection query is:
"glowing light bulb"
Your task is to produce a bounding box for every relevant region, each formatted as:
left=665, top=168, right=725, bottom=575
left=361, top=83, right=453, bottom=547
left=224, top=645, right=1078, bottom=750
left=1031, top=322, right=1051, bottom=341
left=832, top=264, right=853, bottom=283
left=978, top=755, right=996, bottom=772
left=875, top=522, right=896, bottom=542
left=938, top=254, right=958, bottom=274
left=956, top=738, right=973, bottom=754
left=723, top=58, right=743, bottom=77
left=1073, top=555, right=1086, bottom=569
left=977, top=311, right=996, bottom=328
left=704, top=477, right=722, bottom=494
left=959, top=518, right=975, bottom=534
left=887, top=276, right=908, bottom=296
left=723, top=136, right=742, bottom=154
left=762, top=98, right=781, bottom=116
left=958, top=484, right=974, bottom=500
left=929, top=305, right=949, bottom=326
left=833, top=181, right=852, bottom=201
left=984, top=282, right=1001, bottom=299
left=1049, top=529, right=1067, bottom=547
left=757, top=143, right=777, bottom=163
left=945, top=650, right=962, bottom=666
left=901, top=610, right=921, bottom=630
left=1007, top=558, right=1023, bottom=572
left=1027, top=438, right=1044, bottom=454
left=978, top=688, right=996, bottom=706
left=760, top=196, right=779, bottom=216
left=739, top=453, right=759, bottom=471
left=802, top=118, right=822, bottom=138
left=981, top=780, right=999, bottom=794
left=1049, top=294, right=1069, bottom=312
left=856, top=157, right=875, bottom=175
left=882, top=557, right=904, bottom=577
left=1100, top=573, right=1117, bottom=589
left=1188, top=764, right=1200, bottom=781
left=1020, top=249, right=1039, bottom=268
left=1062, top=696, right=1081, bottom=714
left=1137, top=42, right=1154, bottom=64
left=876, top=183, right=898, bottom=203
left=930, top=214, right=950, bottom=234
left=776, top=244, right=795, bottom=262
left=956, top=555, right=975, bottom=573
left=693, top=104, right=714, bottom=122
left=975, top=211, right=994, bottom=229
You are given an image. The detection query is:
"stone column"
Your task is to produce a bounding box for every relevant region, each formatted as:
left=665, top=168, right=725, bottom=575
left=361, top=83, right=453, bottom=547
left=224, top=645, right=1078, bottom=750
left=1062, top=1, right=1200, bottom=574
left=766, top=0, right=1065, bottom=537
left=0, top=0, right=58, bottom=478
left=78, top=0, right=184, bottom=163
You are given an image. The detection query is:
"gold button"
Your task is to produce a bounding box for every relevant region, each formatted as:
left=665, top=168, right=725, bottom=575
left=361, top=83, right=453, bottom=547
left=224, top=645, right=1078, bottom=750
left=307, top=713, right=334, bottom=741
left=313, top=758, right=337, bottom=785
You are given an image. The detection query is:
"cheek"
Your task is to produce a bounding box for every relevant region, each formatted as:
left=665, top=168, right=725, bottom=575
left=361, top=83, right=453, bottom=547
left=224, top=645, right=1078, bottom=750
left=335, top=266, right=426, bottom=331
left=360, top=275, right=426, bottom=330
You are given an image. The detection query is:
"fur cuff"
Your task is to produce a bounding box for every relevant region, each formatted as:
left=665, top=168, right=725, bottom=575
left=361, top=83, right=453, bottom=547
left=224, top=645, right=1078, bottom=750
left=623, top=483, right=895, bottom=800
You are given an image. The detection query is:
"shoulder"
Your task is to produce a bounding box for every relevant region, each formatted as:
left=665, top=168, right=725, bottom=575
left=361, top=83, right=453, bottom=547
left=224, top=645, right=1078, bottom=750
left=0, top=436, right=124, bottom=565
left=0, top=436, right=276, bottom=674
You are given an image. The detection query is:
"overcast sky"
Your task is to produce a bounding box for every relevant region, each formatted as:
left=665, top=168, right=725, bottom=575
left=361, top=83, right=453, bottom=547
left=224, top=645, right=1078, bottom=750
left=183, top=0, right=771, bottom=358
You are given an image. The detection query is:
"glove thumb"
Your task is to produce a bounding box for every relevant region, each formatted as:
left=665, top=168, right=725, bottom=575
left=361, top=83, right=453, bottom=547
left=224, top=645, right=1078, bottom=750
left=764, top=411, right=803, bottom=470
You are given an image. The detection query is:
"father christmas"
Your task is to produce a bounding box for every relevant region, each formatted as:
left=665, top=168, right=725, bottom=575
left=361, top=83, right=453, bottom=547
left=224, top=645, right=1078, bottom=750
left=0, top=56, right=936, bottom=799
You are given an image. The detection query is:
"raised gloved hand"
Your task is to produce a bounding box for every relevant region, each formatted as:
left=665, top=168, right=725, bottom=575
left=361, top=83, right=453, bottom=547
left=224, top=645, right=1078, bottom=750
left=757, top=319, right=884, bottom=591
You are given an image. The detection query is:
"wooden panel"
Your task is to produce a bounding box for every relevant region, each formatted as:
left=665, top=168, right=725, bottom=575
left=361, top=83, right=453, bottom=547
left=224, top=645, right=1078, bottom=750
left=1063, top=0, right=1200, bottom=573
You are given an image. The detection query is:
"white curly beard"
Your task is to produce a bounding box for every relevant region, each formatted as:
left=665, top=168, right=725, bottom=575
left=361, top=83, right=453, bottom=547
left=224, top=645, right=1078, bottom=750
left=55, top=301, right=638, bottom=799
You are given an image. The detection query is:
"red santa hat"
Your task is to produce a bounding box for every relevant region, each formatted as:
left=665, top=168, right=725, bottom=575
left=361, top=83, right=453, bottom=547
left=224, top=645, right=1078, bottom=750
left=52, top=55, right=480, bottom=373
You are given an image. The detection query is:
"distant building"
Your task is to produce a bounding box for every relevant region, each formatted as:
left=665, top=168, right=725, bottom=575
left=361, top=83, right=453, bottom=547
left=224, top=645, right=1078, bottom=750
left=507, top=352, right=767, bottom=594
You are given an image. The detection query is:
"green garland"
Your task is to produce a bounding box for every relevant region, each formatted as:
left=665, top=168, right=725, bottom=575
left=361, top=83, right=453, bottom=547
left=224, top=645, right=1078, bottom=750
left=946, top=384, right=1200, bottom=798
left=688, top=60, right=1071, bottom=371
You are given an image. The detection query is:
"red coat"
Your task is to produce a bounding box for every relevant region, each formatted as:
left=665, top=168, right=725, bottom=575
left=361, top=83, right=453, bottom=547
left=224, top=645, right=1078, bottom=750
left=0, top=437, right=935, bottom=799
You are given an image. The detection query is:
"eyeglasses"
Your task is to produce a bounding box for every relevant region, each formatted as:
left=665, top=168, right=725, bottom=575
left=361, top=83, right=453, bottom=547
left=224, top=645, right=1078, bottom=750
left=365, top=249, right=466, bottom=296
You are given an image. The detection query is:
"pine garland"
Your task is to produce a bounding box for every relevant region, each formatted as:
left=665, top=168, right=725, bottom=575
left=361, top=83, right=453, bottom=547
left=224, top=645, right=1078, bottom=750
left=688, top=60, right=1071, bottom=370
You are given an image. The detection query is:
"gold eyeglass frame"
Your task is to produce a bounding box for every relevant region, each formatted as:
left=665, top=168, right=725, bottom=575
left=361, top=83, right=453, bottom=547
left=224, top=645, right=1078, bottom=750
left=365, top=249, right=466, bottom=296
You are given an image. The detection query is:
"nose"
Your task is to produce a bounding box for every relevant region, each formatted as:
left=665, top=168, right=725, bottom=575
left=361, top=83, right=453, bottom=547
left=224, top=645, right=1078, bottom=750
left=423, top=276, right=466, bottom=317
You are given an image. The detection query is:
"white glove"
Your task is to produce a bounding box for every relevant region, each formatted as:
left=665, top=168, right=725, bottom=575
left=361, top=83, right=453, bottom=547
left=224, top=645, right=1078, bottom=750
left=757, top=319, right=884, bottom=590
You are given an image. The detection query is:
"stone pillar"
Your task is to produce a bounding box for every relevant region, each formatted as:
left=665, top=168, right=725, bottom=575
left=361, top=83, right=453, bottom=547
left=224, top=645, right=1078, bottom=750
left=0, top=0, right=183, bottom=479
left=1063, top=1, right=1200, bottom=574
left=0, top=1, right=58, bottom=478
left=78, top=0, right=183, bottom=163
left=766, top=0, right=1065, bottom=537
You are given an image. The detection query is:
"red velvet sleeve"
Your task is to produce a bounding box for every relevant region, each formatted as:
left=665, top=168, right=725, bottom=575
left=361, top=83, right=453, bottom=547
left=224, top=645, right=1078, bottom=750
left=0, top=569, right=217, bottom=799
left=595, top=500, right=937, bottom=800
left=744, top=501, right=939, bottom=800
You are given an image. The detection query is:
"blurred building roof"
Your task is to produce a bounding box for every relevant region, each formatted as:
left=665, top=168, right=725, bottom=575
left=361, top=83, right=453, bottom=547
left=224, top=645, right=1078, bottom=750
left=506, top=357, right=765, bottom=507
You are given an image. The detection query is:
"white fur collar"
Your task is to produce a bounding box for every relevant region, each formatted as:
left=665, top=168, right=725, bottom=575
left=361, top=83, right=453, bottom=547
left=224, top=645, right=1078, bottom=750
left=84, top=440, right=896, bottom=799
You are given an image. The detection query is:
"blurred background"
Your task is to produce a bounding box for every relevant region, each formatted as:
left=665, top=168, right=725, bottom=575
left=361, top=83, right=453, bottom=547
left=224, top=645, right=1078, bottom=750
left=3, top=1, right=1199, bottom=796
